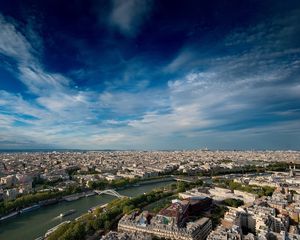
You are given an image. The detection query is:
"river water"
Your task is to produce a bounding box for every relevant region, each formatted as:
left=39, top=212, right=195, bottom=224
left=0, top=180, right=174, bottom=240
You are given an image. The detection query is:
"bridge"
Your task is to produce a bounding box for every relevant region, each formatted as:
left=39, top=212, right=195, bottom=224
left=173, top=178, right=193, bottom=183
left=170, top=175, right=194, bottom=183
left=94, top=189, right=127, bottom=199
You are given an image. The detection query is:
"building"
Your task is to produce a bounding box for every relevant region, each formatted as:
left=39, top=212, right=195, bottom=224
left=157, top=199, right=190, bottom=227
left=118, top=209, right=212, bottom=240
left=233, top=190, right=258, bottom=204
left=101, top=231, right=152, bottom=240
left=207, top=225, right=242, bottom=240
left=4, top=188, right=18, bottom=200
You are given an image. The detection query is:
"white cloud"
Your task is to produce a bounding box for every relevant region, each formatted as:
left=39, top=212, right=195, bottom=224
left=0, top=90, right=47, bottom=120
left=109, top=0, right=152, bottom=36
left=0, top=14, right=72, bottom=98
left=98, top=89, right=168, bottom=115
left=18, top=65, right=70, bottom=95
left=0, top=15, right=33, bottom=63
left=0, top=10, right=299, bottom=150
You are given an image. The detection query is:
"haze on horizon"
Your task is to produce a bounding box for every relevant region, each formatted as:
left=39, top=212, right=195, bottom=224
left=0, top=0, right=300, bottom=150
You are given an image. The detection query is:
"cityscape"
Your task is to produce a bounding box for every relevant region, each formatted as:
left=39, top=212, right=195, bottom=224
left=0, top=0, right=300, bottom=240
left=0, top=150, right=300, bottom=240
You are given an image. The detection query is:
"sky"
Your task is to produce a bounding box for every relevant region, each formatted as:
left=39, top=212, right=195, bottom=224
left=0, top=0, right=299, bottom=150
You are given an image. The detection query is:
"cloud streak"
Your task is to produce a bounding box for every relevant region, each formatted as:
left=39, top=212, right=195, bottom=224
left=0, top=4, right=299, bottom=150
left=109, top=0, right=153, bottom=37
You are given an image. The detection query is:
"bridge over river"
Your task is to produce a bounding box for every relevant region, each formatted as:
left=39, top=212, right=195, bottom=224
left=94, top=189, right=128, bottom=199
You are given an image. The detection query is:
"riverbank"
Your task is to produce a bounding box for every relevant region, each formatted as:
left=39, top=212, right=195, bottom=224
left=0, top=191, right=96, bottom=222
left=0, top=179, right=175, bottom=240
left=115, top=176, right=174, bottom=189
left=0, top=177, right=174, bottom=222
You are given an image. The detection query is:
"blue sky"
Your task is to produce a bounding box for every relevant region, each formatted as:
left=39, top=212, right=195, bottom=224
left=0, top=0, right=300, bottom=150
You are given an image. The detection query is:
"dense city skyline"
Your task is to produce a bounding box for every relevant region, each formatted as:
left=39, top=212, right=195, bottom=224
left=0, top=0, right=300, bottom=150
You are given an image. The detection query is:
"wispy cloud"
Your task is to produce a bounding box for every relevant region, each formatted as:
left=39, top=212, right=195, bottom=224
left=0, top=15, right=34, bottom=63
left=109, top=0, right=153, bottom=37
left=0, top=6, right=299, bottom=150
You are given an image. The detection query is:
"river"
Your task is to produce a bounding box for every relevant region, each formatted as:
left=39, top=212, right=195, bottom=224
left=0, top=179, right=174, bottom=240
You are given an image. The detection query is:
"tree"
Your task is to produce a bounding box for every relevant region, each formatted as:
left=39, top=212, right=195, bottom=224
left=223, top=198, right=244, bottom=208
left=176, top=181, right=187, bottom=192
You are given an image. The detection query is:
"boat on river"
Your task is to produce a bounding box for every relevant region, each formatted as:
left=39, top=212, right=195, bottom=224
left=59, top=209, right=76, bottom=217
left=0, top=211, right=19, bottom=221
left=63, top=195, right=80, bottom=201
left=20, top=204, right=40, bottom=214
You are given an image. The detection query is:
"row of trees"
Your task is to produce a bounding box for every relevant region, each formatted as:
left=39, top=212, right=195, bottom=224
left=0, top=185, right=82, bottom=216
left=87, top=177, right=140, bottom=189
left=223, top=198, right=244, bottom=208
left=213, top=178, right=275, bottom=197
left=171, top=162, right=292, bottom=177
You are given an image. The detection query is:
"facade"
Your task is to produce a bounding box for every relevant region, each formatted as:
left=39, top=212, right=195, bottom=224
left=3, top=188, right=18, bottom=200
left=118, top=210, right=212, bottom=240
left=210, top=200, right=299, bottom=240
left=207, top=225, right=242, bottom=240
left=101, top=231, right=152, bottom=240
left=157, top=199, right=190, bottom=227
left=233, top=190, right=258, bottom=203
